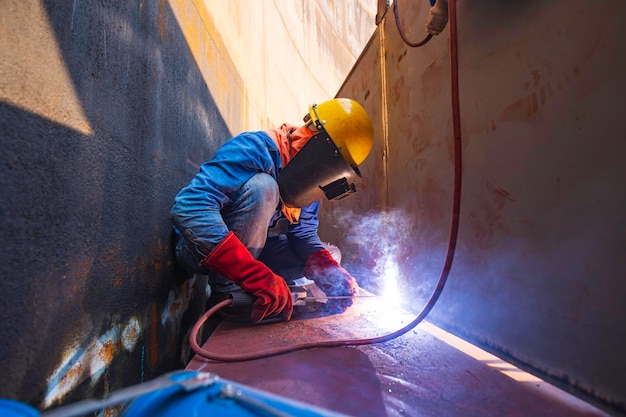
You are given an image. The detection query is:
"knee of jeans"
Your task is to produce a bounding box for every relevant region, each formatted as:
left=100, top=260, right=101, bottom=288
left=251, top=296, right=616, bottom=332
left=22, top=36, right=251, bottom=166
left=246, top=173, right=279, bottom=208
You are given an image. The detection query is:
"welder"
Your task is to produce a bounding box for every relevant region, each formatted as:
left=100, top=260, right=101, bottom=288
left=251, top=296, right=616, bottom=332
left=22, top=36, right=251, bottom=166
left=171, top=98, right=374, bottom=323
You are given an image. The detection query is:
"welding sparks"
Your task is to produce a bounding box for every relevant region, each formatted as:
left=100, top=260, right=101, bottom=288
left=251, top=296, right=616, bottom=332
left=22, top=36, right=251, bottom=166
left=343, top=208, right=415, bottom=308
left=380, top=256, right=403, bottom=306
left=358, top=254, right=414, bottom=331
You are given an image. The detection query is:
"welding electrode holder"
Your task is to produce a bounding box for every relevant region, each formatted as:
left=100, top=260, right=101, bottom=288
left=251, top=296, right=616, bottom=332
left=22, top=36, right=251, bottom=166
left=209, top=286, right=310, bottom=324
left=207, top=291, right=257, bottom=323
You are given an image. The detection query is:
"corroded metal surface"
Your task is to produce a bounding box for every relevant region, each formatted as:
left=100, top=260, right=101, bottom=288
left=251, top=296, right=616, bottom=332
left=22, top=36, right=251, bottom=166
left=187, top=300, right=609, bottom=417
left=320, top=0, right=626, bottom=412
left=0, top=0, right=230, bottom=407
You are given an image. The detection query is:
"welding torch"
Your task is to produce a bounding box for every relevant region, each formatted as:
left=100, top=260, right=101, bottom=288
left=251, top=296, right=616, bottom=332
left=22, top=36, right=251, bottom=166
left=228, top=286, right=374, bottom=311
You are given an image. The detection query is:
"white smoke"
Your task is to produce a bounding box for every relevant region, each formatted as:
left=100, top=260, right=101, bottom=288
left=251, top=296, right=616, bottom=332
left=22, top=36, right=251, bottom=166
left=330, top=208, right=419, bottom=307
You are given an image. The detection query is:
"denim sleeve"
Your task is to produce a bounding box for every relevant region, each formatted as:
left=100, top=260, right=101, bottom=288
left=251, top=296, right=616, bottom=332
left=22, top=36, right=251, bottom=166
left=286, top=201, right=325, bottom=262
left=171, top=132, right=280, bottom=251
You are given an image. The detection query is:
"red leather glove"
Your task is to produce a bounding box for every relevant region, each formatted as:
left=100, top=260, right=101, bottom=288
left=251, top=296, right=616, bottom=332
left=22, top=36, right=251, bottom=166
left=201, top=231, right=293, bottom=323
left=303, top=249, right=358, bottom=310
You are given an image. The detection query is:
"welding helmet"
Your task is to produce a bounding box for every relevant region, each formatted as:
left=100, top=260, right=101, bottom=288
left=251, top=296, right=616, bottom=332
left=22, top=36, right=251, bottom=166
left=278, top=98, right=374, bottom=208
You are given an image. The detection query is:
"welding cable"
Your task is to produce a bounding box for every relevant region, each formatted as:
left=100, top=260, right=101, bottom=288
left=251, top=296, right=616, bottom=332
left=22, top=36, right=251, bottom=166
left=393, top=0, right=433, bottom=48
left=190, top=0, right=461, bottom=362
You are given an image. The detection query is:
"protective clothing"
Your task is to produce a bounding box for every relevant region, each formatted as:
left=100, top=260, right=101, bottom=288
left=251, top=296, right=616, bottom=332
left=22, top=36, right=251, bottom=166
left=172, top=131, right=283, bottom=250
left=201, top=231, right=293, bottom=322
left=303, top=249, right=358, bottom=311
left=265, top=123, right=313, bottom=223
left=172, top=99, right=370, bottom=322
left=278, top=98, right=374, bottom=208
left=267, top=123, right=317, bottom=168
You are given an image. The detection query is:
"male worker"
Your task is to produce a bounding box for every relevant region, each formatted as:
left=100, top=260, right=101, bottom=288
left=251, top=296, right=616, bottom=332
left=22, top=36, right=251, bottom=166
left=171, top=98, right=374, bottom=323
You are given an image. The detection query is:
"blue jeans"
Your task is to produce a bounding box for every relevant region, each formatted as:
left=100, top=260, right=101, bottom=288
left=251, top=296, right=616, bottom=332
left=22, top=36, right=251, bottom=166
left=174, top=172, right=341, bottom=293
left=175, top=173, right=279, bottom=291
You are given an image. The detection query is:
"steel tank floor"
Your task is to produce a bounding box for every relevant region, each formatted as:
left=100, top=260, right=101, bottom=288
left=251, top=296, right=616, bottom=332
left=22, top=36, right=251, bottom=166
left=185, top=295, right=610, bottom=417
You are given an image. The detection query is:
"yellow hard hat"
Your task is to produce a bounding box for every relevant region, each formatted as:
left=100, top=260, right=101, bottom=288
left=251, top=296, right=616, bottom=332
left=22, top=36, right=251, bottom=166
left=308, top=98, right=374, bottom=167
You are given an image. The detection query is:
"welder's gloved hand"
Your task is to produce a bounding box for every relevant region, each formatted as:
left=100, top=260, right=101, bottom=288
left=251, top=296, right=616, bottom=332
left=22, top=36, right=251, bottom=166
left=303, top=249, right=358, bottom=312
left=201, top=231, right=293, bottom=323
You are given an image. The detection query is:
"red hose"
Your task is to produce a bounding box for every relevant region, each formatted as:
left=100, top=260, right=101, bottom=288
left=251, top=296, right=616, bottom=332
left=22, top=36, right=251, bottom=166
left=190, top=0, right=461, bottom=363
left=394, top=0, right=434, bottom=48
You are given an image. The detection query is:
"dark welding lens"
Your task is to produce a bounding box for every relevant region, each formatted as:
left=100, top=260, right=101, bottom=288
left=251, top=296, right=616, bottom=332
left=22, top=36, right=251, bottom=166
left=320, top=177, right=357, bottom=201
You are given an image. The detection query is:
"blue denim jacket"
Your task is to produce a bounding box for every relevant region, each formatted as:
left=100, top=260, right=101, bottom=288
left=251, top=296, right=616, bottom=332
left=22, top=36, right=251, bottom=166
left=171, top=130, right=324, bottom=262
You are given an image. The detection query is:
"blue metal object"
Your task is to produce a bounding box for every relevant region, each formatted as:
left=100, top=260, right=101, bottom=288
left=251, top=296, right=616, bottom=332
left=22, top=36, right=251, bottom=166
left=0, top=400, right=39, bottom=417
left=124, top=371, right=347, bottom=417
left=1, top=371, right=348, bottom=417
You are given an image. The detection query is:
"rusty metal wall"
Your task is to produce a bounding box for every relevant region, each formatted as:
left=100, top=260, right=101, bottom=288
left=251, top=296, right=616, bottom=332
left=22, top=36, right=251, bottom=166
left=0, top=0, right=231, bottom=409
left=320, top=0, right=626, bottom=413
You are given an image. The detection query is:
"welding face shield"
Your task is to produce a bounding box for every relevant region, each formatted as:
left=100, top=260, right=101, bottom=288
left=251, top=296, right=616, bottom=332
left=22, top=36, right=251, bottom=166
left=278, top=98, right=374, bottom=208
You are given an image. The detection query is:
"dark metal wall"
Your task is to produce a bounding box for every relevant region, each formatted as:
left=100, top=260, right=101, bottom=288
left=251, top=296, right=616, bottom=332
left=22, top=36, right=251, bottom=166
left=320, top=0, right=626, bottom=413
left=0, top=0, right=230, bottom=409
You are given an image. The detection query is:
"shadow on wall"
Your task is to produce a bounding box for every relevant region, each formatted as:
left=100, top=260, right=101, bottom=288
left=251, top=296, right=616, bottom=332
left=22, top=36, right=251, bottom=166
left=0, top=0, right=230, bottom=409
